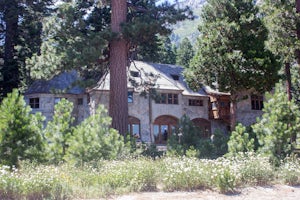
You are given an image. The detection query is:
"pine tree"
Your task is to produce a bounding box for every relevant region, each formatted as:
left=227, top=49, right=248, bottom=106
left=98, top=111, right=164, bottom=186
left=252, top=83, right=300, bottom=164
left=260, top=0, right=300, bottom=101
left=27, top=0, right=193, bottom=135
left=44, top=99, right=74, bottom=164
left=66, top=105, right=125, bottom=165
left=0, top=89, right=45, bottom=167
left=185, top=0, right=280, bottom=130
left=176, top=37, right=194, bottom=68
left=0, top=0, right=53, bottom=98
left=157, top=36, right=176, bottom=64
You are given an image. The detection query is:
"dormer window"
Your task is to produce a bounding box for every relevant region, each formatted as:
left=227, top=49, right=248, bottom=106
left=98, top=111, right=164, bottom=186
left=130, top=71, right=140, bottom=77
left=171, top=74, right=179, bottom=81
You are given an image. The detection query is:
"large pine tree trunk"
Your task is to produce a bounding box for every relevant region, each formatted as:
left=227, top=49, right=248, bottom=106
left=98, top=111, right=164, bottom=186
left=109, top=0, right=128, bottom=135
left=297, top=0, right=300, bottom=67
left=1, top=0, right=19, bottom=98
left=230, top=95, right=237, bottom=131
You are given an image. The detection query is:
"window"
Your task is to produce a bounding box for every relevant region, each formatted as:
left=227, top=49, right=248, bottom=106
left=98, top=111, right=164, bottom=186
left=128, top=116, right=141, bottom=140
left=251, top=95, right=263, bottom=110
left=29, top=98, right=39, bottom=109
left=171, top=74, right=179, bottom=81
left=153, top=115, right=178, bottom=144
left=156, top=93, right=178, bottom=104
left=78, top=98, right=83, bottom=105
left=130, top=71, right=140, bottom=77
left=128, top=91, right=133, bottom=103
left=189, top=99, right=203, bottom=106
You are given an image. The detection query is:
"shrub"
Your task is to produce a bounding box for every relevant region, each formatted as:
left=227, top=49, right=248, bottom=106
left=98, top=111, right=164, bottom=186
left=0, top=89, right=45, bottom=167
left=65, top=105, right=125, bottom=165
left=231, top=152, right=274, bottom=186
left=279, top=156, right=300, bottom=185
left=227, top=123, right=255, bottom=156
left=252, top=84, right=300, bottom=164
left=167, top=115, right=202, bottom=156
left=44, top=98, right=74, bottom=164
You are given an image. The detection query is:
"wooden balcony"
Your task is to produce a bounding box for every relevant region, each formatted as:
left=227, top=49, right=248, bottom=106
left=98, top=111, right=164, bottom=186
left=208, top=95, right=231, bottom=124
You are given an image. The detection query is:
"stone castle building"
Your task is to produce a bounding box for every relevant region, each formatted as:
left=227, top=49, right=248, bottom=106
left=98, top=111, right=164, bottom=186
left=25, top=61, right=263, bottom=144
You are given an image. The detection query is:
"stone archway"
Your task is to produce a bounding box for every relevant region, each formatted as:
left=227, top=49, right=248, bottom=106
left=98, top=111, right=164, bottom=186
left=128, top=116, right=141, bottom=139
left=153, top=115, right=178, bottom=144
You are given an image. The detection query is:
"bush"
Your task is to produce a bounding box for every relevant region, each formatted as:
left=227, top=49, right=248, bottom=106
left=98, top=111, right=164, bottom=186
left=65, top=105, right=125, bottom=165
left=167, top=115, right=202, bottom=156
left=252, top=84, right=300, bottom=164
left=44, top=98, right=74, bottom=164
left=279, top=156, right=300, bottom=185
left=0, top=89, right=45, bottom=167
left=167, top=115, right=229, bottom=159
left=227, top=123, right=255, bottom=156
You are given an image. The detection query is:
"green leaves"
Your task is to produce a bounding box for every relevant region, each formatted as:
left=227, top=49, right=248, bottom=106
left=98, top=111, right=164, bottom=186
left=252, top=83, right=300, bottom=164
left=0, top=89, right=46, bottom=167
left=44, top=98, right=74, bottom=164
left=65, top=105, right=125, bottom=165
left=227, top=123, right=255, bottom=156
left=186, top=0, right=280, bottom=93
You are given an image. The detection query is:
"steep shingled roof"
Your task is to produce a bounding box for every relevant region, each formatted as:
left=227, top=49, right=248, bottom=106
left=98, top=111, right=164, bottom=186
left=25, top=70, right=85, bottom=95
left=93, top=61, right=207, bottom=97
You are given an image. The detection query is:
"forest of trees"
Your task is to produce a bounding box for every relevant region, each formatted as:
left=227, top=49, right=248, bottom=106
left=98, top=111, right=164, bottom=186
left=1, top=0, right=300, bottom=137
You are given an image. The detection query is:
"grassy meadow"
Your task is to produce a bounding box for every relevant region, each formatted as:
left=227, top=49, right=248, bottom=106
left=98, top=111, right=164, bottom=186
left=1, top=153, right=300, bottom=199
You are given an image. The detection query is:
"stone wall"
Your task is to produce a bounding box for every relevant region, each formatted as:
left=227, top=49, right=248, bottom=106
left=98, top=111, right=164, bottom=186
left=25, top=93, right=89, bottom=125
left=236, top=90, right=263, bottom=126
left=89, top=90, right=210, bottom=142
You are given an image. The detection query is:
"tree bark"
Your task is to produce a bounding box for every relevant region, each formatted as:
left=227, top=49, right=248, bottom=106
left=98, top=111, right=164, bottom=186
left=230, top=95, right=237, bottom=132
left=1, top=0, right=19, bottom=98
left=297, top=0, right=300, bottom=68
left=109, top=0, right=128, bottom=135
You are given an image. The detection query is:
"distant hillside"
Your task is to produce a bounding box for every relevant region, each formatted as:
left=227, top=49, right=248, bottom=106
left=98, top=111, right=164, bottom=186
left=170, top=0, right=206, bottom=46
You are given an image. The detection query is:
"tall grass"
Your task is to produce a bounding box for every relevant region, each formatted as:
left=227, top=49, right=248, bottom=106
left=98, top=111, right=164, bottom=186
left=0, top=153, right=299, bottom=199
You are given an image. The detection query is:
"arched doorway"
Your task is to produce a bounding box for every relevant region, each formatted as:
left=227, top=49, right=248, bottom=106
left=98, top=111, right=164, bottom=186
left=128, top=116, right=141, bottom=139
left=192, top=118, right=211, bottom=138
left=153, top=115, right=178, bottom=144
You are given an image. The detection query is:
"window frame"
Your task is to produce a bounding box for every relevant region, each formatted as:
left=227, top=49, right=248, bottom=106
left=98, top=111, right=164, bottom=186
left=188, top=99, right=203, bottom=106
left=77, top=98, right=83, bottom=105
left=251, top=95, right=263, bottom=110
left=29, top=97, right=40, bottom=109
left=156, top=93, right=178, bottom=105
left=128, top=91, right=133, bottom=103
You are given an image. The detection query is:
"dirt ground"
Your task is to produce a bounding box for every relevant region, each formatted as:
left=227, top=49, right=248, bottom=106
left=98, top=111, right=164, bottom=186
left=107, top=185, right=300, bottom=200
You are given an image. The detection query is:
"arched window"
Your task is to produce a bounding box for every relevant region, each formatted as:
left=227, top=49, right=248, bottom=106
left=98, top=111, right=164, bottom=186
left=192, top=118, right=211, bottom=138
left=128, top=116, right=141, bottom=139
left=153, top=115, right=178, bottom=144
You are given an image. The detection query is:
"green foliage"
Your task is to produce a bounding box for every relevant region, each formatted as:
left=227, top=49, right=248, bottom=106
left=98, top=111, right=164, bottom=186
left=185, top=0, right=280, bottom=94
left=0, top=89, right=45, bottom=167
left=123, top=0, right=193, bottom=62
left=214, top=167, right=236, bottom=193
left=229, top=152, right=274, bottom=186
left=291, top=63, right=300, bottom=106
left=2, top=154, right=300, bottom=198
left=167, top=115, right=202, bottom=156
left=44, top=98, right=74, bottom=164
left=65, top=105, right=125, bottom=165
left=167, top=115, right=228, bottom=158
left=26, top=1, right=110, bottom=80
left=252, top=84, right=300, bottom=164
left=260, top=0, right=300, bottom=64
left=157, top=36, right=177, bottom=64
left=0, top=0, right=54, bottom=98
left=227, top=123, right=255, bottom=156
left=279, top=156, right=300, bottom=185
left=176, top=37, right=194, bottom=68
